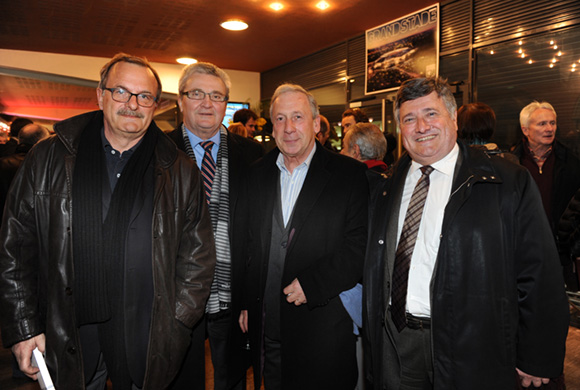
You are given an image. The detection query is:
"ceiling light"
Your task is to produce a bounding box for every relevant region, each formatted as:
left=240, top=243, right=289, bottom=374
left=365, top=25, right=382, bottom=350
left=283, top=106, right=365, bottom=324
left=177, top=57, right=197, bottom=65
left=316, top=1, right=330, bottom=10
left=270, top=2, right=284, bottom=11
left=220, top=20, right=248, bottom=31
left=528, top=59, right=533, bottom=64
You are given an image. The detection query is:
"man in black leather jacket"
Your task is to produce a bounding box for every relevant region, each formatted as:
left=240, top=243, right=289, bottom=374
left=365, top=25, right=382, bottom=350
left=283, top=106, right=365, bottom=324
left=0, top=53, right=216, bottom=390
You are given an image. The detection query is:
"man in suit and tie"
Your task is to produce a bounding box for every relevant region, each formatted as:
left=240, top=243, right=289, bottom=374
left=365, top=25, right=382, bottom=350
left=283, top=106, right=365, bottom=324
left=239, top=83, right=369, bottom=390
left=362, top=76, right=569, bottom=389
left=168, top=62, right=263, bottom=390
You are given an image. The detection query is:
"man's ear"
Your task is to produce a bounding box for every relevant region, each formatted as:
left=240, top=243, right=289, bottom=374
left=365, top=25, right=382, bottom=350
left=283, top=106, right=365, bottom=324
left=313, top=116, right=321, bottom=135
left=96, top=88, right=104, bottom=110
left=521, top=126, right=530, bottom=137
left=354, top=144, right=361, bottom=159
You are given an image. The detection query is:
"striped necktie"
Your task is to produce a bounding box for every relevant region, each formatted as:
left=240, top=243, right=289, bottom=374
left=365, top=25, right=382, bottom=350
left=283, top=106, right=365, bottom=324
left=391, top=165, right=434, bottom=332
left=200, top=141, right=216, bottom=204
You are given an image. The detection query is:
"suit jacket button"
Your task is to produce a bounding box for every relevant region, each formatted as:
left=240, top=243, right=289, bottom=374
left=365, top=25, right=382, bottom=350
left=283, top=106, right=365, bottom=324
left=65, top=287, right=73, bottom=296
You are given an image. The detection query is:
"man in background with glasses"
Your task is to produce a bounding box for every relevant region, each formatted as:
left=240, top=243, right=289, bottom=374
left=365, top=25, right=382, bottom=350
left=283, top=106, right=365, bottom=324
left=0, top=53, right=216, bottom=389
left=168, top=62, right=263, bottom=390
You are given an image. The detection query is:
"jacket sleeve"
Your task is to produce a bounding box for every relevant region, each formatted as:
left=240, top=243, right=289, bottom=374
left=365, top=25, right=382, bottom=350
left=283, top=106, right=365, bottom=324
left=514, top=169, right=569, bottom=377
left=298, top=164, right=369, bottom=308
left=0, top=148, right=44, bottom=347
left=173, top=158, right=216, bottom=328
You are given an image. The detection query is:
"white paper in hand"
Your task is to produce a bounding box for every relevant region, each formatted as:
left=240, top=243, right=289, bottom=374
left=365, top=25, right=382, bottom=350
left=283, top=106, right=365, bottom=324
left=31, top=347, right=55, bottom=390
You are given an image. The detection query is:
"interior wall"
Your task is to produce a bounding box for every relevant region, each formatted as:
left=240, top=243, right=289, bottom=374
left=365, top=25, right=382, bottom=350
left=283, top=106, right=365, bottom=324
left=0, top=49, right=261, bottom=111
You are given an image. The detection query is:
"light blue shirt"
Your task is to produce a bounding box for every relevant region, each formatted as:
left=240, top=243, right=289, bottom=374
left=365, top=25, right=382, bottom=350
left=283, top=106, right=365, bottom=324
left=276, top=144, right=316, bottom=227
left=184, top=125, right=222, bottom=169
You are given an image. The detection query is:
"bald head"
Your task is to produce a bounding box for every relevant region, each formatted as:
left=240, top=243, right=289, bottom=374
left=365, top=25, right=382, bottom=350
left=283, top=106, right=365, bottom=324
left=18, top=124, right=50, bottom=147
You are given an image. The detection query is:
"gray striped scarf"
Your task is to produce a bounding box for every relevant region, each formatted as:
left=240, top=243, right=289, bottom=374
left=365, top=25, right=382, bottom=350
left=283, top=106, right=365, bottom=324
left=182, top=125, right=231, bottom=314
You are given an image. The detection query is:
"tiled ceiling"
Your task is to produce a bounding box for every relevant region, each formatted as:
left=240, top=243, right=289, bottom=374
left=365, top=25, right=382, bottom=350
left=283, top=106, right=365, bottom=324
left=0, top=0, right=437, bottom=122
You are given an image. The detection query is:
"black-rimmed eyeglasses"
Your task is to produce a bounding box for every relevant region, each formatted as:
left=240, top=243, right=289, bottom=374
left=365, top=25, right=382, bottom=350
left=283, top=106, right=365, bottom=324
left=102, top=87, right=158, bottom=108
left=181, top=89, right=228, bottom=103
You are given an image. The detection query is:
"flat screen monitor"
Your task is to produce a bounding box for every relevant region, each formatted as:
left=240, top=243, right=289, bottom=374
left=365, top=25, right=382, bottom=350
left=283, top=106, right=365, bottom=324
left=222, top=102, right=250, bottom=127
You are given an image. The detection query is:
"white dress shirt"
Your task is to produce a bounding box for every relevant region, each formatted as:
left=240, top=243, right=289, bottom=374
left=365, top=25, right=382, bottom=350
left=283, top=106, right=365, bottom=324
left=396, top=143, right=459, bottom=317
left=277, top=145, right=316, bottom=227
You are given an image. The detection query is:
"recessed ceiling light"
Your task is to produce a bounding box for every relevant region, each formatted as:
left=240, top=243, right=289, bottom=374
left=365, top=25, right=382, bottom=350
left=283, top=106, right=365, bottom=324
left=220, top=20, right=248, bottom=31
left=316, top=1, right=330, bottom=10
left=177, top=57, right=198, bottom=65
left=270, top=2, right=284, bottom=11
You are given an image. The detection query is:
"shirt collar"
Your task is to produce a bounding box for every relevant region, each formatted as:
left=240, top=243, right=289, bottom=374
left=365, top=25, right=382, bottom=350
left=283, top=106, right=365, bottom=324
left=184, top=124, right=222, bottom=148
left=410, top=142, right=459, bottom=177
left=276, top=142, right=317, bottom=174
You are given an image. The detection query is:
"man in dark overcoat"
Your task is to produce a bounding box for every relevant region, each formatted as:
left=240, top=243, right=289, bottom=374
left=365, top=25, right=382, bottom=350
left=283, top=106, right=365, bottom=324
left=363, top=76, right=569, bottom=390
left=239, top=83, right=368, bottom=390
left=168, top=62, right=263, bottom=390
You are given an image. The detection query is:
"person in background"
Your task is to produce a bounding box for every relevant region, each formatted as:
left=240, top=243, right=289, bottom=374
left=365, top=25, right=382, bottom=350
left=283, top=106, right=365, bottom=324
left=316, top=115, right=337, bottom=152
left=0, top=123, right=50, bottom=218
left=168, top=61, right=264, bottom=390
left=363, top=77, right=569, bottom=390
left=342, top=108, right=369, bottom=134
left=0, top=53, right=216, bottom=389
left=233, top=108, right=259, bottom=138
left=0, top=117, right=32, bottom=157
left=457, top=102, right=518, bottom=163
left=240, top=83, right=368, bottom=390
left=559, top=187, right=580, bottom=291
left=341, top=122, right=388, bottom=173
left=228, top=122, right=248, bottom=138
left=316, top=114, right=337, bottom=152
left=511, top=101, right=580, bottom=290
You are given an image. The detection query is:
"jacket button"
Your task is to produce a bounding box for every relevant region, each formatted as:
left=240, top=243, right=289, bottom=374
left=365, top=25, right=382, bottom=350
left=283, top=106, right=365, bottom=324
left=382, top=191, right=387, bottom=196
left=67, top=346, right=76, bottom=354
left=386, top=281, right=390, bottom=289
left=65, top=287, right=73, bottom=296
left=378, top=239, right=384, bottom=245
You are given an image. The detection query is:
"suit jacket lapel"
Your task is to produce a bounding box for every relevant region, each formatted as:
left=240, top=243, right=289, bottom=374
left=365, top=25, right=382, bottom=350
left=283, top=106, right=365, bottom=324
left=286, top=144, right=330, bottom=255
left=257, top=151, right=280, bottom=252
left=385, top=156, right=411, bottom=278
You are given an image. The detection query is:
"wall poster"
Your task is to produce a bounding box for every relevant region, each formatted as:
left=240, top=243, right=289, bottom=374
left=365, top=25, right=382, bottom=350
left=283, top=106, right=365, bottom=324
left=365, top=4, right=439, bottom=95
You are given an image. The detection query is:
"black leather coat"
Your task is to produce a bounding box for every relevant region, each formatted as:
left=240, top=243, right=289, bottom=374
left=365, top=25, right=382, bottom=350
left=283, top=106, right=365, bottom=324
left=363, top=142, right=569, bottom=389
left=0, top=111, right=216, bottom=389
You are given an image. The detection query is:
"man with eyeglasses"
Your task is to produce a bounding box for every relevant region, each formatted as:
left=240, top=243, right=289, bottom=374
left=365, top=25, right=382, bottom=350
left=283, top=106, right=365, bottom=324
left=168, top=62, right=264, bottom=390
left=0, top=53, right=216, bottom=389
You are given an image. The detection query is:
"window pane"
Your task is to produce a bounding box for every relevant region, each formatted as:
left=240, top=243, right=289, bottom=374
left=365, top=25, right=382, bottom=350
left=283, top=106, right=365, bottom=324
left=476, top=28, right=580, bottom=155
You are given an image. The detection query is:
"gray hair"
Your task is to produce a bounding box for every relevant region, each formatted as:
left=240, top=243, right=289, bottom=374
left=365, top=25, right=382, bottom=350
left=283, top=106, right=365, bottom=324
left=519, top=101, right=557, bottom=128
left=394, top=77, right=457, bottom=124
left=344, top=123, right=387, bottom=160
left=178, top=62, right=231, bottom=98
left=270, top=83, right=319, bottom=119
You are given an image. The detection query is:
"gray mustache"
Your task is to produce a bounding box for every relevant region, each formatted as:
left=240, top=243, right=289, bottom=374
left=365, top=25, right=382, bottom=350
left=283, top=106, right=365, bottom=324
left=117, top=109, right=144, bottom=119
